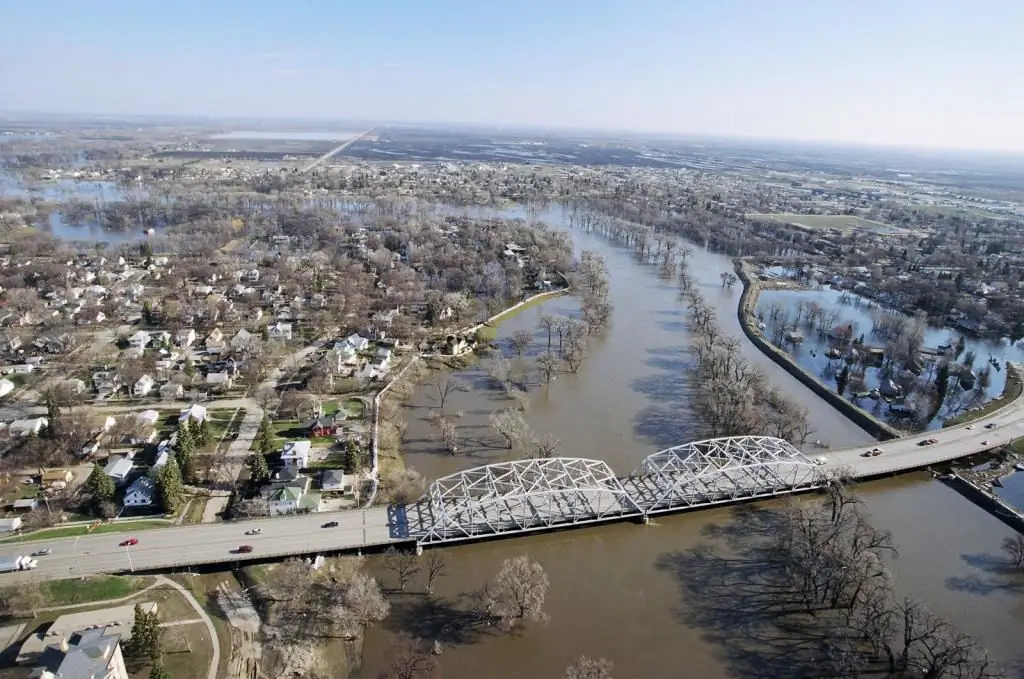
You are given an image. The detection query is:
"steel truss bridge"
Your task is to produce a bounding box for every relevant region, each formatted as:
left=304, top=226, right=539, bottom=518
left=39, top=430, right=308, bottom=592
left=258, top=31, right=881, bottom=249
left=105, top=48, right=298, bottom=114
left=396, top=436, right=826, bottom=545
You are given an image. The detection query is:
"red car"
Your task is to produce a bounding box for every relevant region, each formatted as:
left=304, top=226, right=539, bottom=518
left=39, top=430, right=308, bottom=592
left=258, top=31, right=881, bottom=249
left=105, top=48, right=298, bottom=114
left=120, top=537, right=139, bottom=547
left=237, top=545, right=253, bottom=554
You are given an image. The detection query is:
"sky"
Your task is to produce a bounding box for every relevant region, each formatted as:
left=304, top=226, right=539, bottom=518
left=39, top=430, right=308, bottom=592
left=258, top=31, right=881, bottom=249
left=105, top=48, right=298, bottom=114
left=2, top=0, right=1023, bottom=151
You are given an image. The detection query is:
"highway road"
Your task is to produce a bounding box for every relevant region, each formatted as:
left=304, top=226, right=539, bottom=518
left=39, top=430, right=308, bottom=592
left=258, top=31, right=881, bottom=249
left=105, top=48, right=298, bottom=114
left=301, top=128, right=374, bottom=173
left=0, top=507, right=397, bottom=583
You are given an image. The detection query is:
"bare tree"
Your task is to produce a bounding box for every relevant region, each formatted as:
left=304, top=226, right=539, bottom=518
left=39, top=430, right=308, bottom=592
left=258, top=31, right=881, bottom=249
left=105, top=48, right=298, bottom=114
left=1002, top=535, right=1024, bottom=569
left=344, top=572, right=390, bottom=631
left=562, top=333, right=589, bottom=374
left=427, top=375, right=464, bottom=413
left=490, top=408, right=528, bottom=449
left=564, top=656, right=614, bottom=679
left=488, top=555, right=550, bottom=630
left=383, top=547, right=421, bottom=593
left=539, top=314, right=557, bottom=350
left=531, top=434, right=560, bottom=459
left=536, top=351, right=560, bottom=384
left=510, top=329, right=533, bottom=357
left=488, top=355, right=513, bottom=392
left=439, top=417, right=459, bottom=455
left=378, top=634, right=440, bottom=679
left=422, top=550, right=449, bottom=595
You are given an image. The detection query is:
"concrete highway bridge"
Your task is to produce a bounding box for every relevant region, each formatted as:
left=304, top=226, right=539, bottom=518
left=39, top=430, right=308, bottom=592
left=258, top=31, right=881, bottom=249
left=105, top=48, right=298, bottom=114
left=4, top=391, right=1024, bottom=581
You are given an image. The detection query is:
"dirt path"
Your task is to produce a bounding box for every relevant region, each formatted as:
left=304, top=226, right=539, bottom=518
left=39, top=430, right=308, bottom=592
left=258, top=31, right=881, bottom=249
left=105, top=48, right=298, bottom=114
left=156, top=575, right=220, bottom=679
left=216, top=581, right=264, bottom=679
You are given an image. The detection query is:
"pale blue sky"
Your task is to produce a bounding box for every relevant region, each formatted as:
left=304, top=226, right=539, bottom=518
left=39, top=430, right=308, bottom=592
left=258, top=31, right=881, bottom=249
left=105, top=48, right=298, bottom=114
left=1, top=0, right=1022, bottom=150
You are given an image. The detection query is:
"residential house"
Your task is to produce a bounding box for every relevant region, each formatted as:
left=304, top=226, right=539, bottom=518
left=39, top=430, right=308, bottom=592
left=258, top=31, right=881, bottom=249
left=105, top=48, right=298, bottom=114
left=0, top=378, right=14, bottom=398
left=41, top=468, right=74, bottom=486
left=264, top=474, right=321, bottom=516
left=229, top=328, right=253, bottom=352
left=136, top=409, right=161, bottom=427
left=244, top=268, right=260, bottom=282
left=267, top=322, right=293, bottom=342
left=35, top=627, right=130, bottom=679
left=152, top=450, right=170, bottom=471
left=205, top=328, right=225, bottom=354
left=8, top=417, right=47, bottom=437
left=206, top=372, right=233, bottom=389
left=0, top=517, right=22, bottom=533
left=306, top=413, right=344, bottom=438
left=132, top=374, right=155, bottom=397
left=175, top=328, right=196, bottom=348
left=344, top=333, right=370, bottom=352
left=102, top=457, right=133, bottom=485
left=320, top=469, right=357, bottom=497
left=159, top=382, right=184, bottom=400
left=123, top=476, right=155, bottom=507
left=127, top=330, right=151, bottom=350
left=179, top=403, right=208, bottom=424
left=12, top=497, right=40, bottom=512
left=280, top=440, right=311, bottom=471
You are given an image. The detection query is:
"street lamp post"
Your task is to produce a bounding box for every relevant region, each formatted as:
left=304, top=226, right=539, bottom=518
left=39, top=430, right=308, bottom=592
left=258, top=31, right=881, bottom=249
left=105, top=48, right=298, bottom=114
left=125, top=545, right=134, bottom=574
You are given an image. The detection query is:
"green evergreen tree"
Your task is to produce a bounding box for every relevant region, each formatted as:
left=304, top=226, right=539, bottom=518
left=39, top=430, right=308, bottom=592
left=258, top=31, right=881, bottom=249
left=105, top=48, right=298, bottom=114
left=176, top=423, right=195, bottom=455
left=44, top=394, right=61, bottom=439
left=149, top=657, right=171, bottom=679
left=155, top=458, right=185, bottom=514
left=255, top=415, right=276, bottom=455
left=247, top=452, right=271, bottom=484
left=343, top=438, right=361, bottom=474
left=195, top=418, right=212, bottom=448
left=86, top=464, right=116, bottom=512
left=127, top=603, right=161, bottom=659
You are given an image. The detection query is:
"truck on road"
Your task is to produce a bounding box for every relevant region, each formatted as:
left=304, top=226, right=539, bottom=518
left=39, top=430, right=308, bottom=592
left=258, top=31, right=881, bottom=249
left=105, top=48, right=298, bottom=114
left=0, top=556, right=39, bottom=573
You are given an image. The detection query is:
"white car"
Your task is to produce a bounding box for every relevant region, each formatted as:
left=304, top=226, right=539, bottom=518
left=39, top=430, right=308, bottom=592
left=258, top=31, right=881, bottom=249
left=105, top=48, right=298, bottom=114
left=812, top=456, right=828, bottom=466
left=244, top=528, right=263, bottom=536
left=966, top=425, right=975, bottom=430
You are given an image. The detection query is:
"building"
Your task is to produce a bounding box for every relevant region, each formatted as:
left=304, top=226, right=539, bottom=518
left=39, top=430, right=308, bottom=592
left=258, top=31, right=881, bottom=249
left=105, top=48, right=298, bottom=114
left=132, top=374, right=155, bottom=397
left=0, top=517, right=23, bottom=532
left=123, top=476, right=155, bottom=507
left=175, top=328, right=196, bottom=348
left=41, top=468, right=74, bottom=486
left=12, top=498, right=40, bottom=512
left=102, top=458, right=133, bottom=485
left=264, top=474, right=320, bottom=516
left=34, top=628, right=129, bottom=679
left=160, top=382, right=184, bottom=400
left=280, top=441, right=311, bottom=471
left=135, top=410, right=161, bottom=427
left=18, top=601, right=158, bottom=668
left=343, top=333, right=370, bottom=351
left=205, top=328, right=225, bottom=354
left=127, top=330, right=151, bottom=350
left=8, top=417, right=47, bottom=437
left=321, top=469, right=356, bottom=496
left=306, top=413, right=344, bottom=438
left=230, top=328, right=253, bottom=351
left=0, top=378, right=14, bottom=398
left=178, top=403, right=208, bottom=424
left=267, top=322, right=293, bottom=342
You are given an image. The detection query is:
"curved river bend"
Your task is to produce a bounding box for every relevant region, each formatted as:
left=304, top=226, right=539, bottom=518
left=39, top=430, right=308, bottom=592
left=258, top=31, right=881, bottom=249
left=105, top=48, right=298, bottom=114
left=358, top=206, right=1024, bottom=679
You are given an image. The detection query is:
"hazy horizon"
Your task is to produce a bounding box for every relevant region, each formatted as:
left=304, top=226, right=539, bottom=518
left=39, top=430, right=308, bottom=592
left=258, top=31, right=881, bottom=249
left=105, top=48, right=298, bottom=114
left=3, top=0, right=1023, bottom=153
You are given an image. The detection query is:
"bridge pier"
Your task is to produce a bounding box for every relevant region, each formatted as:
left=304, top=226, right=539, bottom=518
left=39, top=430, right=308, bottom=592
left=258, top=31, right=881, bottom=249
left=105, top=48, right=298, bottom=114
left=415, top=543, right=423, bottom=556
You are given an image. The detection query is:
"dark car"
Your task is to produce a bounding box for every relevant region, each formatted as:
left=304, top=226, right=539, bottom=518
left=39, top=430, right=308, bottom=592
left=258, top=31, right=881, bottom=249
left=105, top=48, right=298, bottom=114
left=237, top=545, right=254, bottom=554
left=322, top=521, right=339, bottom=528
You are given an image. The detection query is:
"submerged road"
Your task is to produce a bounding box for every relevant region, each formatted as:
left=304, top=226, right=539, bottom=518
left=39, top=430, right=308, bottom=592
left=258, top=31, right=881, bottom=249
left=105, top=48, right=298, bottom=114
left=301, top=128, right=374, bottom=172
left=3, top=383, right=1023, bottom=581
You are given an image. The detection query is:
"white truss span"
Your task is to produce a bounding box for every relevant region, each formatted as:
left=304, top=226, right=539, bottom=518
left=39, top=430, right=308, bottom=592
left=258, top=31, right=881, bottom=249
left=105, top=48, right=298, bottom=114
left=419, top=457, right=641, bottom=544
left=637, top=435, right=821, bottom=511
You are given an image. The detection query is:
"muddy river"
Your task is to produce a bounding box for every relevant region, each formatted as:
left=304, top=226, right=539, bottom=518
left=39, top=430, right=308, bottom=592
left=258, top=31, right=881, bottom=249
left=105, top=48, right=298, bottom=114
left=357, top=206, right=1024, bottom=678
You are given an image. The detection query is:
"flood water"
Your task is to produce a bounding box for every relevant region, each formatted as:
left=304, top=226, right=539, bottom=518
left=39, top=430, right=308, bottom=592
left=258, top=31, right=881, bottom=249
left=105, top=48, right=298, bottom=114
left=757, top=286, right=1023, bottom=430
left=357, top=205, right=1024, bottom=678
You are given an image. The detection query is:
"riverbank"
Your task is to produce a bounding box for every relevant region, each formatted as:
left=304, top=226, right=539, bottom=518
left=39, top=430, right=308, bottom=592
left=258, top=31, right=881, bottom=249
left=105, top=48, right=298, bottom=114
left=734, top=259, right=903, bottom=441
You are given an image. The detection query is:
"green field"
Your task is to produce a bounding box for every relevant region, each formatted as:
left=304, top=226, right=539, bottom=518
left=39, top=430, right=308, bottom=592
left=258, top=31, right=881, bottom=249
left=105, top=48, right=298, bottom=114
left=0, top=520, right=172, bottom=543
left=39, top=575, right=153, bottom=606
left=751, top=213, right=900, bottom=233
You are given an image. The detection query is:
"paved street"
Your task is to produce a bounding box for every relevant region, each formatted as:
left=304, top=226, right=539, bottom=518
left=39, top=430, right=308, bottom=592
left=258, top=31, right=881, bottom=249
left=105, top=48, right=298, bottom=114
left=0, top=507, right=396, bottom=582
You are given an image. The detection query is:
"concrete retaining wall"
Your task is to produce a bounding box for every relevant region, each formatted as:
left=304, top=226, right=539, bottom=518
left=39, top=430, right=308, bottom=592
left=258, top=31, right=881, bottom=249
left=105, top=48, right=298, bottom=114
left=733, top=260, right=903, bottom=441
left=941, top=473, right=1024, bottom=534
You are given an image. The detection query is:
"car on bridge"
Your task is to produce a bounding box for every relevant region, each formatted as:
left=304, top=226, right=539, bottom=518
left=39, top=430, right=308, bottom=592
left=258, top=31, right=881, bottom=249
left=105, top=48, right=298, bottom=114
left=31, top=548, right=51, bottom=557
left=985, top=422, right=998, bottom=429
left=244, top=528, right=262, bottom=535
left=811, top=456, right=828, bottom=465
left=918, top=438, right=939, bottom=446
left=861, top=448, right=884, bottom=457
left=236, top=545, right=253, bottom=554
left=119, top=537, right=139, bottom=547
left=322, top=521, right=339, bottom=528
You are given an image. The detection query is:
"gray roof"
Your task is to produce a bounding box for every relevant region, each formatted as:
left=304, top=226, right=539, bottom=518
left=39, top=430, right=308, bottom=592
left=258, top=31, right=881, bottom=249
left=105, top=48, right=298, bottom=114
left=39, top=628, right=120, bottom=678
left=322, top=469, right=344, bottom=485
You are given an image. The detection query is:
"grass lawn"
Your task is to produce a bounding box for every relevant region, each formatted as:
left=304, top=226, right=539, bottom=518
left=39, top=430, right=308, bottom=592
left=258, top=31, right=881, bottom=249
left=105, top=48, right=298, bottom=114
left=751, top=213, right=899, bottom=233
left=944, top=367, right=1022, bottom=428
left=168, top=573, right=234, bottom=679
left=0, top=520, right=172, bottom=543
left=40, top=575, right=153, bottom=607
left=345, top=398, right=365, bottom=419
left=184, top=497, right=208, bottom=525
left=271, top=420, right=310, bottom=445
left=307, top=451, right=346, bottom=470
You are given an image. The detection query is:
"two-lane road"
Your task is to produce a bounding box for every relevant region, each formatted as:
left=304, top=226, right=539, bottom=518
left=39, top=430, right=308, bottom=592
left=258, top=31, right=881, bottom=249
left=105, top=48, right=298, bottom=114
left=0, top=507, right=396, bottom=583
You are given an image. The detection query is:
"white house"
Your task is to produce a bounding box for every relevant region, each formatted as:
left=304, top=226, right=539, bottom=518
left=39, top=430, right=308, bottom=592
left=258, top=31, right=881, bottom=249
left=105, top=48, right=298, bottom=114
left=205, top=328, right=225, bottom=354
left=230, top=328, right=253, bottom=351
left=0, top=517, right=22, bottom=533
left=123, top=476, right=155, bottom=507
left=267, top=322, right=293, bottom=342
left=8, top=417, right=47, bottom=437
left=179, top=403, right=208, bottom=424
left=132, top=374, right=155, bottom=397
left=280, top=440, right=311, bottom=471
left=0, top=378, right=14, bottom=398
left=103, top=457, right=133, bottom=485
left=206, top=372, right=233, bottom=389
left=127, top=330, right=151, bottom=349
left=344, top=333, right=370, bottom=351
left=136, top=409, right=161, bottom=426
left=175, top=328, right=196, bottom=348
left=159, top=382, right=184, bottom=400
